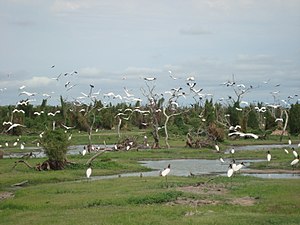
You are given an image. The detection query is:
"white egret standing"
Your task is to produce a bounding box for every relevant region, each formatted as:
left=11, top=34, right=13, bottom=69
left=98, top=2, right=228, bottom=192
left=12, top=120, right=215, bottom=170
left=292, top=148, right=298, bottom=158
left=215, top=144, right=220, bottom=152
left=81, top=148, right=87, bottom=156
left=267, top=151, right=271, bottom=161
left=160, top=164, right=171, bottom=187
left=219, top=157, right=225, bottom=163
left=230, top=147, right=235, bottom=155
left=231, top=159, right=238, bottom=172
left=235, top=162, right=245, bottom=172
left=284, top=149, right=289, bottom=154
left=86, top=164, right=92, bottom=180
left=227, top=164, right=234, bottom=177
left=291, top=155, right=299, bottom=169
left=288, top=138, right=292, bottom=145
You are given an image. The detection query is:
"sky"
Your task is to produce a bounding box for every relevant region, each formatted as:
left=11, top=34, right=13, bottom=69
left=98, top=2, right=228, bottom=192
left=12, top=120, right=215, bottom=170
left=0, top=0, right=300, bottom=107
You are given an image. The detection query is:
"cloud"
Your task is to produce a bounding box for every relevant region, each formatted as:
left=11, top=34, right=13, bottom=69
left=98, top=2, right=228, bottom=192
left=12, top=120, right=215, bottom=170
left=179, top=27, right=212, bottom=35
left=51, top=0, right=90, bottom=13
left=80, top=67, right=104, bottom=77
left=23, top=76, right=54, bottom=88
left=11, top=20, right=36, bottom=27
left=124, top=66, right=162, bottom=76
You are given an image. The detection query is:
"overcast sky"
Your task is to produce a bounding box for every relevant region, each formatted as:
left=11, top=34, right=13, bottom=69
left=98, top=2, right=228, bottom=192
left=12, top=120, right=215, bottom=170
left=0, top=0, right=300, bottom=107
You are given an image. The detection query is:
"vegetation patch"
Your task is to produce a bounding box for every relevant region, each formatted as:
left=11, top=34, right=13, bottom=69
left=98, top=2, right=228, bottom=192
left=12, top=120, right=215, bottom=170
left=127, top=191, right=183, bottom=205
left=177, top=183, right=228, bottom=195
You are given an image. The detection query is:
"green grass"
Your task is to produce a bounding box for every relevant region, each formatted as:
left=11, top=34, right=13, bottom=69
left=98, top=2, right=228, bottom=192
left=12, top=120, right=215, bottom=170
left=1, top=176, right=299, bottom=225
left=0, top=132, right=300, bottom=224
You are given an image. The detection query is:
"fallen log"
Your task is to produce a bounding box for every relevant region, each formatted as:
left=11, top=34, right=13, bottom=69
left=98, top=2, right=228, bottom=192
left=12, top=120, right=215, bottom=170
left=86, top=150, right=107, bottom=165
left=12, top=160, right=34, bottom=169
left=11, top=180, right=29, bottom=187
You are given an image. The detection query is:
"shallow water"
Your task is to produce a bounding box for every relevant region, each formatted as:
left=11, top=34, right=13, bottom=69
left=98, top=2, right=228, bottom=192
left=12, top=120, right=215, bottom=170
left=3, top=144, right=299, bottom=179
left=90, top=158, right=299, bottom=180
left=3, top=144, right=112, bottom=158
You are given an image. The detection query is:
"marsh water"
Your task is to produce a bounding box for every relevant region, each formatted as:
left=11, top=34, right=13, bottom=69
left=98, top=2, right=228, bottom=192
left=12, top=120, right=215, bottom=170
left=3, top=144, right=300, bottom=179
left=89, top=158, right=300, bottom=180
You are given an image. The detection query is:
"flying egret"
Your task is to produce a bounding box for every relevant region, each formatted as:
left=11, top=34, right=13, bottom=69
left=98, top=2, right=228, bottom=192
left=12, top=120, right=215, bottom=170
left=6, top=123, right=26, bottom=132
left=19, top=85, right=26, bottom=90
left=3, top=121, right=12, bottom=126
left=47, top=111, right=60, bottom=116
left=19, top=91, right=36, bottom=97
left=144, top=77, right=156, bottom=81
left=61, top=124, right=76, bottom=130
left=12, top=109, right=25, bottom=114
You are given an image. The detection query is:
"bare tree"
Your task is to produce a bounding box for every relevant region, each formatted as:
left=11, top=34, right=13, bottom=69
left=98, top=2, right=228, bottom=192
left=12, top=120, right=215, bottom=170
left=140, top=83, right=163, bottom=148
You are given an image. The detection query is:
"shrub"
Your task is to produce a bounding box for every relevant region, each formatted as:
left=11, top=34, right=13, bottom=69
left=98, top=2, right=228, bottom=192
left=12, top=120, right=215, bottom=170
left=40, top=129, right=69, bottom=169
left=207, top=123, right=225, bottom=142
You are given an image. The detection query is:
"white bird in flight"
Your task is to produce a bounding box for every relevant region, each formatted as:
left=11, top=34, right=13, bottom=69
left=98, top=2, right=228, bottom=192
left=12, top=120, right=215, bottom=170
left=144, top=77, right=156, bottom=81
left=61, top=124, right=76, bottom=130
left=12, top=109, right=25, bottom=114
left=6, top=123, right=26, bottom=132
left=47, top=111, right=60, bottom=116
left=19, top=91, right=36, bottom=97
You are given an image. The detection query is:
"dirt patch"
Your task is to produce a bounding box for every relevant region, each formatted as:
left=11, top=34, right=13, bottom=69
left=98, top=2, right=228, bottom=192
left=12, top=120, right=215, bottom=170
left=172, top=183, right=257, bottom=207
left=230, top=196, right=256, bottom=206
left=0, top=192, right=14, bottom=201
left=177, top=183, right=228, bottom=195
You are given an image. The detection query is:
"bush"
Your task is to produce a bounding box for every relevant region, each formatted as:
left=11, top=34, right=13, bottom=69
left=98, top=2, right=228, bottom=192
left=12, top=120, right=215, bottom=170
left=207, top=123, right=225, bottom=142
left=40, top=129, right=69, bottom=169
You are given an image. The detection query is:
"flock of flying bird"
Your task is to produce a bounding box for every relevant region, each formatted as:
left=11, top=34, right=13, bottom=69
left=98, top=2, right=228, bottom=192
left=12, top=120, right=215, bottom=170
left=1, top=66, right=300, bottom=182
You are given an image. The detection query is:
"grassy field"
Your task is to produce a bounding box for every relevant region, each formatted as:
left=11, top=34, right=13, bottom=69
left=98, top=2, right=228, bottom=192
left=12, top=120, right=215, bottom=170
left=1, top=132, right=300, bottom=224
